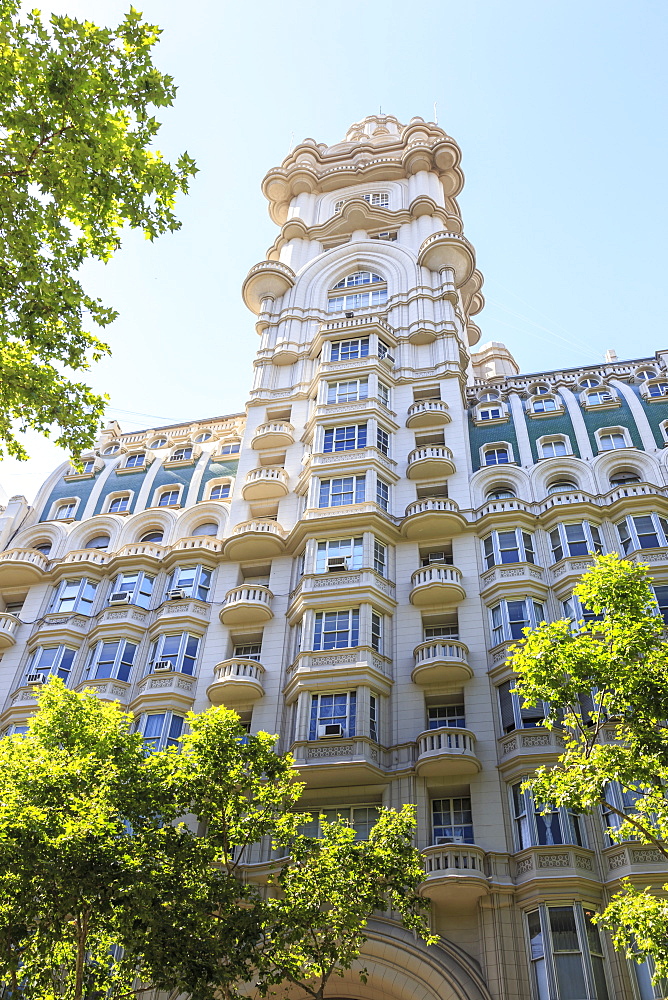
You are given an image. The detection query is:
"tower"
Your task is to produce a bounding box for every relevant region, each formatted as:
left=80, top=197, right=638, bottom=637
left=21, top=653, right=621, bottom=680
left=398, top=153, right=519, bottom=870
left=0, top=114, right=667, bottom=1000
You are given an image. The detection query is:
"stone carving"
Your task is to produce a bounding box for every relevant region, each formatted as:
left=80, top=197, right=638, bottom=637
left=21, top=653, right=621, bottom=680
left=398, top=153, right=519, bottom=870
left=111, top=686, right=126, bottom=697
left=500, top=569, right=524, bottom=578
left=537, top=853, right=570, bottom=868
left=149, top=678, right=173, bottom=689
left=307, top=744, right=354, bottom=758
left=314, top=654, right=357, bottom=666
left=630, top=849, right=665, bottom=864
left=551, top=564, right=566, bottom=578
left=572, top=560, right=595, bottom=570
left=516, top=858, right=533, bottom=875
left=521, top=734, right=551, bottom=747
left=502, top=738, right=518, bottom=755
left=313, top=575, right=360, bottom=588
left=177, top=680, right=194, bottom=692
left=575, top=854, right=593, bottom=871
left=607, top=851, right=627, bottom=870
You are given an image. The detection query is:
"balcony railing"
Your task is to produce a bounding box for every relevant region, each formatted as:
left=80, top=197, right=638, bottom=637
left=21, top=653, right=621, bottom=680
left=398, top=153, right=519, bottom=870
left=220, top=585, right=273, bottom=625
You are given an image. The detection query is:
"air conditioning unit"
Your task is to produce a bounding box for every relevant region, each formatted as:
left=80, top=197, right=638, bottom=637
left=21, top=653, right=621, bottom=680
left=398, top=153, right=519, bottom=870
left=167, top=588, right=187, bottom=601
left=109, top=591, right=132, bottom=605
left=26, top=673, right=47, bottom=685
left=382, top=354, right=395, bottom=364
left=327, top=556, right=348, bottom=572
left=437, top=836, right=465, bottom=845
left=153, top=661, right=174, bottom=672
left=318, top=723, right=344, bottom=738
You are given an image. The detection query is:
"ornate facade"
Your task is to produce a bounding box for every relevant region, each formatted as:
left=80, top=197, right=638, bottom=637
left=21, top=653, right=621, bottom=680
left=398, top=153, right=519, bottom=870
left=0, top=114, right=666, bottom=1000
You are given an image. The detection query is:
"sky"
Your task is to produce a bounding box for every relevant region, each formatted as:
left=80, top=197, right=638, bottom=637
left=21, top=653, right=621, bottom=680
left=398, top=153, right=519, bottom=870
left=2, top=0, right=668, bottom=502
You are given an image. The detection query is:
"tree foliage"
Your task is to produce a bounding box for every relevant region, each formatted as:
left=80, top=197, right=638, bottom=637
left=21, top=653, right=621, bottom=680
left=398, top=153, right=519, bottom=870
left=0, top=1, right=197, bottom=459
left=0, top=681, right=432, bottom=1000
left=508, top=553, right=668, bottom=982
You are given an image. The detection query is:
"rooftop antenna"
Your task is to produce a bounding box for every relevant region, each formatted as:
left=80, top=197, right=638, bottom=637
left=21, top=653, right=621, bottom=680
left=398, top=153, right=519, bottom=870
left=379, top=105, right=382, bottom=115
left=433, top=101, right=438, bottom=124
left=289, top=131, right=294, bottom=153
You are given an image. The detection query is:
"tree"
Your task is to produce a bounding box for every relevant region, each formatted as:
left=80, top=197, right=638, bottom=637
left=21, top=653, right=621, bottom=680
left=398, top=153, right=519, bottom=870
left=0, top=2, right=197, bottom=460
left=0, top=681, right=432, bottom=1000
left=508, top=553, right=668, bottom=985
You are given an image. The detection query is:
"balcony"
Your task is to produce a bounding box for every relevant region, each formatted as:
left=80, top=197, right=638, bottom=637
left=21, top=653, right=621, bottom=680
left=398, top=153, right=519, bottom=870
left=251, top=421, right=295, bottom=450
left=206, top=657, right=265, bottom=706
left=514, top=847, right=598, bottom=887
left=412, top=640, right=472, bottom=686
left=417, top=230, right=475, bottom=286
left=289, top=569, right=395, bottom=614
left=284, top=646, right=392, bottom=700
left=108, top=541, right=167, bottom=572
left=242, top=467, right=289, bottom=500
left=602, top=843, right=668, bottom=884
left=479, top=562, right=547, bottom=602
left=421, top=844, right=488, bottom=907
left=291, top=737, right=385, bottom=787
left=90, top=604, right=149, bottom=641
left=548, top=556, right=597, bottom=596
left=131, top=670, right=196, bottom=713
left=29, top=612, right=91, bottom=646
left=219, top=585, right=273, bottom=626
left=410, top=565, right=465, bottom=607
left=0, top=613, right=20, bottom=649
left=224, top=519, right=287, bottom=561
left=151, top=598, right=211, bottom=634
left=405, top=400, right=450, bottom=429
left=74, top=678, right=131, bottom=705
left=497, top=728, right=564, bottom=777
left=242, top=259, right=295, bottom=314
left=415, top=727, right=481, bottom=777
left=0, top=547, right=49, bottom=587
left=407, top=446, right=455, bottom=480
left=402, top=498, right=466, bottom=539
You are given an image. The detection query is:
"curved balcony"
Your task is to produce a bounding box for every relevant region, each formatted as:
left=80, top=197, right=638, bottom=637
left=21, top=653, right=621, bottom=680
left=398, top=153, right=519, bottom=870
left=0, top=613, right=20, bottom=649
left=219, top=585, right=274, bottom=626
left=251, top=421, right=295, bottom=451
left=402, top=498, right=465, bottom=539
left=412, top=640, right=472, bottom=686
left=273, top=341, right=300, bottom=366
left=242, top=259, right=295, bottom=314
left=242, top=467, right=289, bottom=501
left=224, top=519, right=286, bottom=561
left=206, top=658, right=265, bottom=707
left=406, top=446, right=455, bottom=480
left=405, top=400, right=450, bottom=429
left=417, top=230, right=475, bottom=287
left=0, top=547, right=49, bottom=587
left=108, top=541, right=167, bottom=572
left=410, top=565, right=465, bottom=607
left=421, top=844, right=488, bottom=907
left=415, top=727, right=481, bottom=777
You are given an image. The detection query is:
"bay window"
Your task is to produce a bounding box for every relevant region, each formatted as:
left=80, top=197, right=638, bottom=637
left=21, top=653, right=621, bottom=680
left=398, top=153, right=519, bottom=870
left=86, top=640, right=137, bottom=682
left=490, top=599, right=545, bottom=644
left=309, top=691, right=356, bottom=738
left=371, top=612, right=383, bottom=653
left=111, top=571, right=153, bottom=609
left=149, top=633, right=200, bottom=675
left=498, top=679, right=547, bottom=733
left=323, top=424, right=367, bottom=452
left=313, top=609, right=359, bottom=650
left=51, top=578, right=97, bottom=615
left=373, top=540, right=386, bottom=576
left=318, top=475, right=366, bottom=508
left=526, top=905, right=609, bottom=1000
left=327, top=378, right=368, bottom=403
left=376, top=478, right=390, bottom=511
left=316, top=537, right=363, bottom=572
left=302, top=806, right=380, bottom=840
left=511, top=782, right=584, bottom=849
left=166, top=565, right=212, bottom=602
left=26, top=645, right=76, bottom=683
left=138, top=712, right=185, bottom=752
left=550, top=522, right=603, bottom=562
left=617, top=514, right=668, bottom=553
left=483, top=529, right=535, bottom=568
left=329, top=337, right=369, bottom=361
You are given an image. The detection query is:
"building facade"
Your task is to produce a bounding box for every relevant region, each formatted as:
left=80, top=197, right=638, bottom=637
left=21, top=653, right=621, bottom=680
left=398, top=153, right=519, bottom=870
left=0, top=114, right=666, bottom=1000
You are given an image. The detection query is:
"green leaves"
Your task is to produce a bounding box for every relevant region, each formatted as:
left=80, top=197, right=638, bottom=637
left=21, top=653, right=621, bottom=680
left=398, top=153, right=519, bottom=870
left=508, top=554, right=668, bottom=985
left=0, top=5, right=197, bottom=459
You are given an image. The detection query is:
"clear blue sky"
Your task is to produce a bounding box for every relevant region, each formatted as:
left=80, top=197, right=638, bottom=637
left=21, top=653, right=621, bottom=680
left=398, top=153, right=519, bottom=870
left=2, top=0, right=668, bottom=500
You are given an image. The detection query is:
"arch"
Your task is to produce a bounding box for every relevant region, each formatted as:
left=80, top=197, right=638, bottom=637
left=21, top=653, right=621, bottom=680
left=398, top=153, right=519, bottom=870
left=469, top=465, right=531, bottom=507
left=592, top=449, right=661, bottom=490
left=66, top=515, right=124, bottom=554
left=12, top=522, right=67, bottom=558
left=529, top=457, right=596, bottom=497
left=174, top=502, right=227, bottom=540
left=117, top=508, right=179, bottom=548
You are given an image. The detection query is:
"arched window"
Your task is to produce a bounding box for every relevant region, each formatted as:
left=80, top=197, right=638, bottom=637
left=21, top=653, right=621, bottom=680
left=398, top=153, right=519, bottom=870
left=548, top=481, right=578, bottom=494
left=209, top=482, right=231, bottom=500
left=579, top=378, right=599, bottom=388
left=109, top=495, right=130, bottom=514
left=102, top=444, right=119, bottom=456
left=194, top=432, right=212, bottom=443
left=587, top=390, right=614, bottom=405
left=150, top=437, right=168, bottom=449
left=140, top=530, right=164, bottom=543
left=610, top=470, right=641, bottom=486
left=192, top=522, right=218, bottom=537
left=85, top=535, right=110, bottom=550
left=125, top=453, right=145, bottom=468
left=34, top=541, right=52, bottom=555
left=486, top=487, right=516, bottom=500
left=479, top=392, right=499, bottom=403
left=328, top=272, right=387, bottom=314
left=635, top=369, right=656, bottom=381
left=598, top=429, right=628, bottom=451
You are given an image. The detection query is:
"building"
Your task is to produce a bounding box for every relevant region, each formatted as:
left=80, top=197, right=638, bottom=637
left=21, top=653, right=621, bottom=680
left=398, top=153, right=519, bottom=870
left=0, top=114, right=666, bottom=1000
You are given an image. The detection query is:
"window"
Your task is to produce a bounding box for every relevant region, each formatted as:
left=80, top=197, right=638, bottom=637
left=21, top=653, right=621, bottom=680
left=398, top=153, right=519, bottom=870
left=140, top=530, right=163, bottom=543
left=192, top=522, right=217, bottom=537
left=86, top=640, right=137, bottom=682
left=234, top=643, right=262, bottom=661
left=371, top=612, right=383, bottom=653
left=378, top=382, right=390, bottom=407
left=526, top=906, right=610, bottom=1000
left=490, top=599, right=545, bottom=644
left=424, top=622, right=459, bottom=640
left=540, top=438, right=568, bottom=458
left=102, top=444, right=119, bottom=456
left=632, top=956, right=667, bottom=1000
left=209, top=482, right=231, bottom=500
left=150, top=633, right=200, bottom=675
left=34, top=541, right=52, bottom=555
left=303, top=806, right=380, bottom=840
left=479, top=392, right=499, bottom=403
left=376, top=427, right=389, bottom=455
left=533, top=397, right=557, bottom=413
left=167, top=565, right=212, bottom=602
left=599, top=430, right=627, bottom=450
left=170, top=447, right=192, bottom=462
left=428, top=704, right=465, bottom=729
left=376, top=478, right=390, bottom=512
left=150, top=438, right=168, bottom=448
left=219, top=442, right=240, bottom=455
left=125, top=453, right=145, bottom=468
left=369, top=694, right=378, bottom=741
left=109, top=495, right=130, bottom=513
left=647, top=382, right=668, bottom=397
left=479, top=406, right=502, bottom=420
left=548, top=480, right=578, bottom=494
left=373, top=540, right=386, bottom=576
left=549, top=522, right=603, bottom=562
left=315, top=537, right=363, bottom=573
left=609, top=469, right=641, bottom=486
left=51, top=578, right=97, bottom=615
left=484, top=446, right=510, bottom=466
left=26, top=646, right=76, bottom=683
left=79, top=460, right=95, bottom=474
left=377, top=340, right=392, bottom=360
left=587, top=390, right=614, bottom=405
left=313, top=609, right=359, bottom=650
left=194, top=432, right=212, bottom=443
left=370, top=230, right=397, bottom=242
left=327, top=378, right=368, bottom=403
left=318, top=475, right=365, bottom=508
left=54, top=501, right=76, bottom=520
left=328, top=272, right=387, bottom=313
left=511, top=782, right=583, bottom=849
left=617, top=514, right=668, bottom=553
left=498, top=680, right=547, bottom=734
left=309, top=691, right=356, bottom=738
left=580, top=378, right=600, bottom=388
left=432, top=797, right=474, bottom=844
left=563, top=595, right=603, bottom=627
left=112, top=572, right=154, bottom=609
left=85, top=534, right=109, bottom=550
left=533, top=385, right=550, bottom=395
left=330, top=337, right=370, bottom=362
left=323, top=424, right=367, bottom=452
left=335, top=193, right=389, bottom=213
left=158, top=489, right=180, bottom=507
left=486, top=488, right=515, bottom=500
left=653, top=586, right=668, bottom=624
left=483, top=530, right=535, bottom=568
left=139, top=712, right=185, bottom=751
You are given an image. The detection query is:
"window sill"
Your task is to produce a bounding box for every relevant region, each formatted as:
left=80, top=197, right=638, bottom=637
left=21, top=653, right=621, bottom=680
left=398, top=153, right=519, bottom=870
left=115, top=465, right=149, bottom=475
